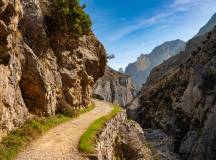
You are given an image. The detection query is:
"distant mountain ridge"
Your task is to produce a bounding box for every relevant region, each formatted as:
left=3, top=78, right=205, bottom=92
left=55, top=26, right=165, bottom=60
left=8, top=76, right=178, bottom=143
left=125, top=12, right=216, bottom=89
left=127, top=22, right=216, bottom=160
left=125, top=39, right=186, bottom=89
left=197, top=13, right=216, bottom=37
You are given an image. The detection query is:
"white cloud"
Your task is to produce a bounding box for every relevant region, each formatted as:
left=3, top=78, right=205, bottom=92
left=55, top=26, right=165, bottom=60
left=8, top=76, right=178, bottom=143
left=171, top=0, right=202, bottom=11
left=109, top=12, right=170, bottom=41
left=173, top=0, right=194, bottom=5
left=108, top=0, right=211, bottom=42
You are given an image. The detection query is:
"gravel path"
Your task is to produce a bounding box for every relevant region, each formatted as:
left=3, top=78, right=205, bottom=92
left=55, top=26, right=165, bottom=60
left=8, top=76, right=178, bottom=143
left=16, top=99, right=112, bottom=160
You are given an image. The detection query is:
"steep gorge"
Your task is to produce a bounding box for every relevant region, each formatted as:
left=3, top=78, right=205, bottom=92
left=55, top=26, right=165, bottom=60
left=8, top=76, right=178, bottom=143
left=0, top=1, right=153, bottom=160
left=127, top=25, right=216, bottom=160
left=1, top=1, right=216, bottom=160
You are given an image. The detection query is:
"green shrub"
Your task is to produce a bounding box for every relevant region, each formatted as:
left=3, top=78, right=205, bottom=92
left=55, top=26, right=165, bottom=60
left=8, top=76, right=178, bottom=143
left=54, top=0, right=92, bottom=37
left=79, top=105, right=121, bottom=153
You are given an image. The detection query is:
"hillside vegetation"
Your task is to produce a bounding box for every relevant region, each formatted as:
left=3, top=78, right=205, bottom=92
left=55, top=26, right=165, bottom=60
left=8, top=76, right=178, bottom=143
left=54, top=0, right=92, bottom=37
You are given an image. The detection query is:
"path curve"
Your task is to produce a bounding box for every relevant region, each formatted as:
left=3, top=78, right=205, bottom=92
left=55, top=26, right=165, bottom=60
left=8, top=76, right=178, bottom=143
left=16, top=99, right=112, bottom=160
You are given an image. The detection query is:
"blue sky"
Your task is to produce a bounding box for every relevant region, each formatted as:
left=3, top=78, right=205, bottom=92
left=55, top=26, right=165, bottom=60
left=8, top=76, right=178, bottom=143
left=81, top=0, right=216, bottom=70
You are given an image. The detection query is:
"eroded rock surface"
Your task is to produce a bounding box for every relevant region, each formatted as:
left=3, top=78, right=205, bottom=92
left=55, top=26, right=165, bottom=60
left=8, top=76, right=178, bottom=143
left=127, top=26, right=216, bottom=160
left=0, top=0, right=106, bottom=139
left=95, top=111, right=152, bottom=160
left=0, top=0, right=29, bottom=139
left=93, top=66, right=137, bottom=107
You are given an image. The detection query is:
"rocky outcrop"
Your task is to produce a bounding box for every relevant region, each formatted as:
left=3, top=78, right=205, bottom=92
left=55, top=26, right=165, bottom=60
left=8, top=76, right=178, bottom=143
left=144, top=129, right=181, bottom=160
left=125, top=39, right=186, bottom=89
left=0, top=0, right=29, bottom=139
left=0, top=0, right=106, bottom=139
left=94, top=111, right=152, bottom=160
left=197, top=13, right=216, bottom=37
left=93, top=67, right=137, bottom=107
left=127, top=25, right=216, bottom=160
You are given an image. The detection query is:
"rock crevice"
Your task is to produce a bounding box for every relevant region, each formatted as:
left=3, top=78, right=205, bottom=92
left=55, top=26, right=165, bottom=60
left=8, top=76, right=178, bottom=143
left=0, top=0, right=106, bottom=139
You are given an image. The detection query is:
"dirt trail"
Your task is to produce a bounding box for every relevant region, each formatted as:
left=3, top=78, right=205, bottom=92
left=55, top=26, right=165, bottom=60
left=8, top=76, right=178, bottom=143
left=16, top=99, right=112, bottom=160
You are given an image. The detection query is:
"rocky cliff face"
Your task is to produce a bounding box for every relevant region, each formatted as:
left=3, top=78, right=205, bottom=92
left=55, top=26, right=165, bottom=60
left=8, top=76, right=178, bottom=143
left=93, top=67, right=137, bottom=107
left=94, top=111, right=152, bottom=160
left=0, top=0, right=106, bottom=139
left=127, top=26, right=216, bottom=160
left=125, top=39, right=186, bottom=89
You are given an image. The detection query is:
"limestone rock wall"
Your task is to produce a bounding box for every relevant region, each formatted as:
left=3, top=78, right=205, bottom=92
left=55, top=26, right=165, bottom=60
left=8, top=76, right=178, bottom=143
left=93, top=67, right=137, bottom=107
left=127, top=26, right=216, bottom=160
left=0, top=0, right=106, bottom=139
left=94, top=111, right=152, bottom=160
left=0, top=0, right=29, bottom=139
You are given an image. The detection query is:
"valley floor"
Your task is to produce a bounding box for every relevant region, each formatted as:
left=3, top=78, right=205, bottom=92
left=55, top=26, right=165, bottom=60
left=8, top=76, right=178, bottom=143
left=15, top=99, right=112, bottom=160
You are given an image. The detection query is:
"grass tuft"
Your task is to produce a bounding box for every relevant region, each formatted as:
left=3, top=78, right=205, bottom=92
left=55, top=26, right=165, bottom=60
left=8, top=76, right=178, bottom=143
left=0, top=103, right=95, bottom=160
left=79, top=105, right=121, bottom=154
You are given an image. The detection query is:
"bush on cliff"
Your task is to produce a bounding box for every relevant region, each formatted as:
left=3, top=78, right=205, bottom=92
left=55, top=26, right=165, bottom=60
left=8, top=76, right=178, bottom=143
left=54, top=0, right=92, bottom=37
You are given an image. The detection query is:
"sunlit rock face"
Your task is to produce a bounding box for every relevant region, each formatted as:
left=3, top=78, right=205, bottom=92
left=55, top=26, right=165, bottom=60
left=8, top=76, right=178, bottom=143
left=127, top=26, right=216, bottom=160
left=93, top=66, right=137, bottom=107
left=125, top=39, right=186, bottom=89
left=0, top=0, right=106, bottom=139
left=95, top=111, right=152, bottom=160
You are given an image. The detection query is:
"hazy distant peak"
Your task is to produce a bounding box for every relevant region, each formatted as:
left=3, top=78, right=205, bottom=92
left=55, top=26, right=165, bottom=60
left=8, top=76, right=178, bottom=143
left=118, top=67, right=124, bottom=73
left=197, top=13, right=216, bottom=37
left=137, top=54, right=149, bottom=61
left=151, top=39, right=185, bottom=54
left=125, top=39, right=186, bottom=89
left=149, top=39, right=186, bottom=64
left=163, top=39, right=185, bottom=44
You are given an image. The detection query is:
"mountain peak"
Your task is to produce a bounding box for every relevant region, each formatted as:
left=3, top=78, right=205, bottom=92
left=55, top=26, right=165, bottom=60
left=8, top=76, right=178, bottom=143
left=125, top=39, right=186, bottom=89
left=197, top=12, right=216, bottom=37
left=137, top=54, right=148, bottom=61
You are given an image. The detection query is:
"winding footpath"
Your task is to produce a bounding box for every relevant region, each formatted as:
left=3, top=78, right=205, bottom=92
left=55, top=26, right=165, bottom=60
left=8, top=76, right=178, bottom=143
left=16, top=99, right=112, bottom=160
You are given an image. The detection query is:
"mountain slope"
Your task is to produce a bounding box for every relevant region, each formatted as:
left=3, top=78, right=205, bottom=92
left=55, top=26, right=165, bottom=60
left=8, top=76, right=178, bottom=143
left=197, top=13, right=216, bottom=37
left=93, top=67, right=137, bottom=107
left=125, top=39, right=186, bottom=89
left=127, top=25, right=216, bottom=160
